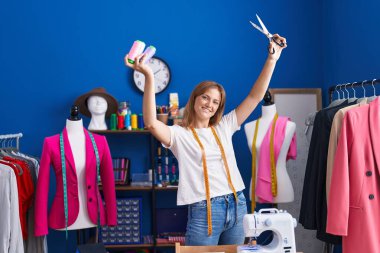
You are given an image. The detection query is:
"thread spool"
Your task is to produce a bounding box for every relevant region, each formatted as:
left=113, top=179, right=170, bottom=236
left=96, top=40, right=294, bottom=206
left=110, top=114, right=117, bottom=130
left=125, top=114, right=131, bottom=130
left=138, top=113, right=144, bottom=129
left=128, top=40, right=146, bottom=64
left=142, top=46, right=156, bottom=64
left=131, top=114, right=138, bottom=130
left=117, top=115, right=125, bottom=130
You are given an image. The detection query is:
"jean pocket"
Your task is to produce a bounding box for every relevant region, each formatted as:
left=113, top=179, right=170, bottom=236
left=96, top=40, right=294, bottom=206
left=237, top=192, right=247, bottom=206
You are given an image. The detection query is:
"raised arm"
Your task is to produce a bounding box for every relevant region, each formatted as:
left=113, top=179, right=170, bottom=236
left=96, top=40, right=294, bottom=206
left=124, top=54, right=171, bottom=146
left=235, top=34, right=287, bottom=126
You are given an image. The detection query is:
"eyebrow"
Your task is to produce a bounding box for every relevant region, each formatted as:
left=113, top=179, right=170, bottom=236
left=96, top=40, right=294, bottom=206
left=202, top=94, right=220, bottom=103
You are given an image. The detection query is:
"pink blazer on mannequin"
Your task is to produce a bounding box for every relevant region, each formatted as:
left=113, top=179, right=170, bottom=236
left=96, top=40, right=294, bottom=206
left=327, top=98, right=380, bottom=252
left=34, top=128, right=117, bottom=236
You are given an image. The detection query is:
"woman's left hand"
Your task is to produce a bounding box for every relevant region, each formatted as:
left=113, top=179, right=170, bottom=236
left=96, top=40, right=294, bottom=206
left=267, top=34, right=287, bottom=61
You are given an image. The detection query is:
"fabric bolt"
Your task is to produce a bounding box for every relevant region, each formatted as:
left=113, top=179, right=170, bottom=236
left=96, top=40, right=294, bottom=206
left=325, top=99, right=367, bottom=204
left=2, top=156, right=34, bottom=240
left=0, top=163, right=24, bottom=253
left=34, top=128, right=117, bottom=236
left=185, top=191, right=247, bottom=245
left=327, top=97, right=380, bottom=253
left=255, top=116, right=297, bottom=203
left=163, top=110, right=245, bottom=205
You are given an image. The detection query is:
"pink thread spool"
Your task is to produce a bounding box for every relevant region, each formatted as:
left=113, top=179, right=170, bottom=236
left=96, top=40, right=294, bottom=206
left=142, top=46, right=156, bottom=63
left=128, top=40, right=146, bottom=64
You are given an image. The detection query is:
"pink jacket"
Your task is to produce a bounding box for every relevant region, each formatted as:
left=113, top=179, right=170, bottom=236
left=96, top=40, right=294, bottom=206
left=256, top=116, right=297, bottom=203
left=327, top=98, right=380, bottom=252
left=34, top=128, right=117, bottom=236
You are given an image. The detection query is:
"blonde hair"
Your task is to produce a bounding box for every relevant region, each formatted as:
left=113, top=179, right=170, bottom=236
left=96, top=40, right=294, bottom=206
left=182, top=81, right=226, bottom=128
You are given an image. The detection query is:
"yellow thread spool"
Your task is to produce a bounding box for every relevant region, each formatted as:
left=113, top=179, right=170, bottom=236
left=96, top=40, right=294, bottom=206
left=131, top=114, right=138, bottom=130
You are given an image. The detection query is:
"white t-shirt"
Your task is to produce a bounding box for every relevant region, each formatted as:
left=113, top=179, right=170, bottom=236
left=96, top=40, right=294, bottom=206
left=164, top=110, right=245, bottom=205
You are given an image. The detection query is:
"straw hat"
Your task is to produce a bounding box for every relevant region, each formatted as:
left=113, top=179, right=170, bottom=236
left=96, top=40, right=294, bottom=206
left=74, top=87, right=118, bottom=117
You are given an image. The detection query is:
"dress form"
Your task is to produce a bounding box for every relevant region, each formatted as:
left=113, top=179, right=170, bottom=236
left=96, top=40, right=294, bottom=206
left=58, top=106, right=96, bottom=230
left=244, top=94, right=296, bottom=203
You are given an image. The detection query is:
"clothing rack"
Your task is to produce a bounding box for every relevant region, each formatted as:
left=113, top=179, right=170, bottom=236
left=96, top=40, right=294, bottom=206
left=328, top=78, right=380, bottom=103
left=0, top=133, right=23, bottom=150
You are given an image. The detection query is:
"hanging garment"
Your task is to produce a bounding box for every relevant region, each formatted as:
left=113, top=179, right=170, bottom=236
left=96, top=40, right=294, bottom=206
left=15, top=153, right=48, bottom=253
left=300, top=100, right=358, bottom=244
left=327, top=97, right=380, bottom=253
left=34, top=128, right=117, bottom=236
left=2, top=156, right=34, bottom=239
left=325, top=99, right=367, bottom=203
left=0, top=163, right=24, bottom=253
left=255, top=116, right=297, bottom=203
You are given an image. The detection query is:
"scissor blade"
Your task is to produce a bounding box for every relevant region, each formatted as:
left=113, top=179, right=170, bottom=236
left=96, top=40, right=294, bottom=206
left=256, top=14, right=271, bottom=36
left=249, top=21, right=266, bottom=35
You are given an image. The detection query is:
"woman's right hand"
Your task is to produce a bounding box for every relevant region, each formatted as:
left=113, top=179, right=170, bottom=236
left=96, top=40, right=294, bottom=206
left=124, top=53, right=153, bottom=77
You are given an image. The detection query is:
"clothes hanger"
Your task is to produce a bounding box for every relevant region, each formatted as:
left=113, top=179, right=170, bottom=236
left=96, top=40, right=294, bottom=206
left=348, top=82, right=358, bottom=103
left=344, top=83, right=354, bottom=103
left=0, top=139, right=8, bottom=157
left=0, top=159, right=23, bottom=175
left=3, top=138, right=17, bottom=157
left=0, top=139, right=23, bottom=175
left=367, top=79, right=377, bottom=102
left=328, top=84, right=345, bottom=107
left=356, top=80, right=367, bottom=103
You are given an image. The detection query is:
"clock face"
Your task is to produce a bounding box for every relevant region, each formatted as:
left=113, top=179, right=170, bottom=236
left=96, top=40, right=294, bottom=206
left=133, top=57, right=171, bottom=94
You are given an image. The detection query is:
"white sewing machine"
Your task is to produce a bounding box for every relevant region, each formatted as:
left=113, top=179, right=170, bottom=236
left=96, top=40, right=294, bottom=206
left=238, top=208, right=297, bottom=253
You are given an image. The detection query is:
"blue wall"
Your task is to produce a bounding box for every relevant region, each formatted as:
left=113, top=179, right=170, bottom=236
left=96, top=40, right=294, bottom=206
left=322, top=0, right=380, bottom=103
left=1, top=0, right=322, bottom=252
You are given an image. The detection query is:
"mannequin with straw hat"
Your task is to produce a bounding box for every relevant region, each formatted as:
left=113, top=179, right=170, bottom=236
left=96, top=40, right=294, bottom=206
left=74, top=87, right=118, bottom=130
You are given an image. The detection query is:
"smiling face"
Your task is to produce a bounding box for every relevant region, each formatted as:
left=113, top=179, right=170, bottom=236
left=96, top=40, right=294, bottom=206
left=193, top=87, right=221, bottom=122
left=182, top=81, right=226, bottom=128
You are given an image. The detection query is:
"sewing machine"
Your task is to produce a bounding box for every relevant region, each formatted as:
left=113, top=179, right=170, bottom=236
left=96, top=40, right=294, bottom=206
left=238, top=208, right=297, bottom=253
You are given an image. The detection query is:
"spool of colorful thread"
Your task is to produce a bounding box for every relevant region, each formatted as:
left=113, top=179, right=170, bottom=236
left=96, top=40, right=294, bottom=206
left=125, top=114, right=131, bottom=130
left=138, top=113, right=144, bottom=129
left=131, top=114, right=138, bottom=130
left=117, top=115, right=125, bottom=130
left=127, top=40, right=146, bottom=64
left=110, top=114, right=117, bottom=130
left=142, top=46, right=156, bottom=64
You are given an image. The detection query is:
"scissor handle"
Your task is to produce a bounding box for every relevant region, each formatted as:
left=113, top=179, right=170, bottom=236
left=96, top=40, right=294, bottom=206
left=271, top=37, right=285, bottom=47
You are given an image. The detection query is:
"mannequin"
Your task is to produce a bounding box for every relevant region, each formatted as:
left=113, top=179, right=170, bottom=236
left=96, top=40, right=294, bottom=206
left=244, top=91, right=296, bottom=203
left=58, top=105, right=96, bottom=230
left=35, top=104, right=117, bottom=237
left=87, top=96, right=108, bottom=130
left=74, top=87, right=118, bottom=130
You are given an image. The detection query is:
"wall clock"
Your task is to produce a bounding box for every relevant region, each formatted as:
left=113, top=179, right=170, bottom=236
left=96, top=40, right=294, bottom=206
left=133, top=57, right=171, bottom=94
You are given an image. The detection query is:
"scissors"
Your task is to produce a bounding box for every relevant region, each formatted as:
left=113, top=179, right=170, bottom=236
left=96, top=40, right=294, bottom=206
left=249, top=14, right=285, bottom=50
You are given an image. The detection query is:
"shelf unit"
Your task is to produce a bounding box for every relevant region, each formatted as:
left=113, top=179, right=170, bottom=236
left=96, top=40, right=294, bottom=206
left=92, top=129, right=179, bottom=252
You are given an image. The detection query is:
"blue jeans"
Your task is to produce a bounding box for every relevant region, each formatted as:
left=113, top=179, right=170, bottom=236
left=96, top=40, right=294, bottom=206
left=185, top=191, right=248, bottom=245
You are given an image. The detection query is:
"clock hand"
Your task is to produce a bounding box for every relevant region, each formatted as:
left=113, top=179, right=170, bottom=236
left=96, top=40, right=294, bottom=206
left=154, top=69, right=161, bottom=75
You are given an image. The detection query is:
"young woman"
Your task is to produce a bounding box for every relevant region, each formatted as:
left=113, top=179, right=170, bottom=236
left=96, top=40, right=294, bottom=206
left=125, top=34, right=287, bottom=245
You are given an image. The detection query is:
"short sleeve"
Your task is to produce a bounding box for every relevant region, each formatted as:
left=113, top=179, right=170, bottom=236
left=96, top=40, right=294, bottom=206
left=218, top=110, right=241, bottom=136
left=161, top=125, right=182, bottom=158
